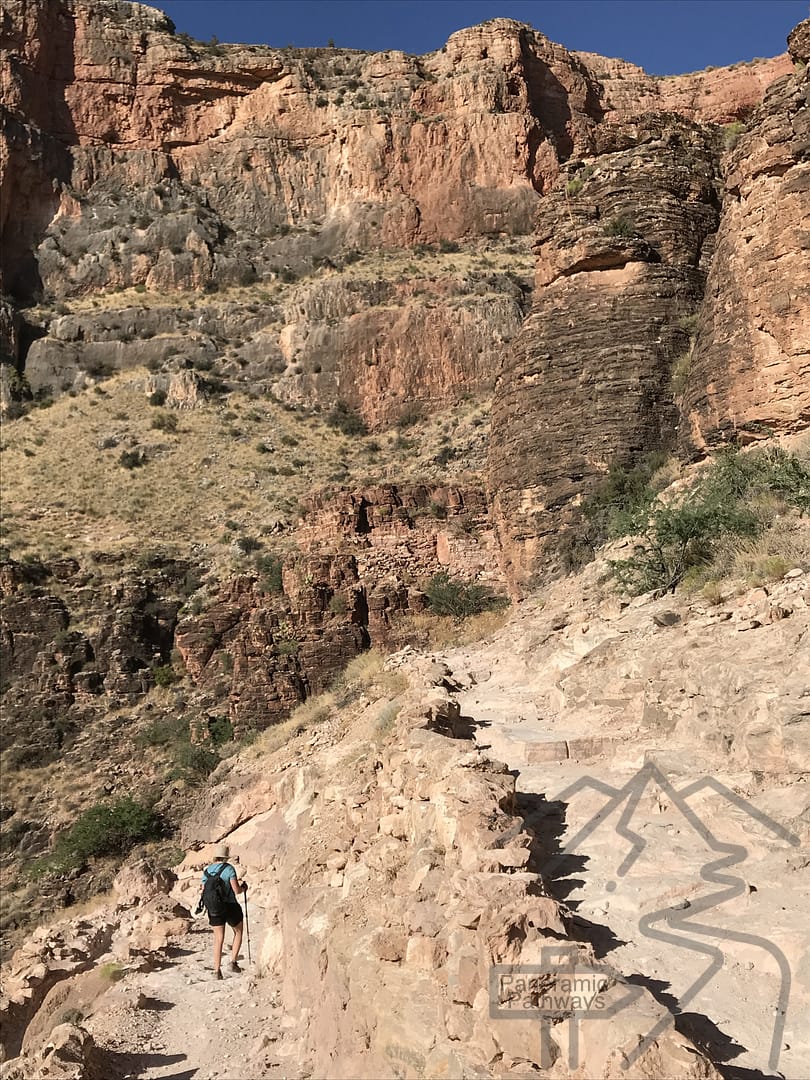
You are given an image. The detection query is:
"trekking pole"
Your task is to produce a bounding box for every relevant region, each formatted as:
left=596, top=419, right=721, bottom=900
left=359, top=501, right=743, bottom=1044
left=243, top=888, right=252, bottom=964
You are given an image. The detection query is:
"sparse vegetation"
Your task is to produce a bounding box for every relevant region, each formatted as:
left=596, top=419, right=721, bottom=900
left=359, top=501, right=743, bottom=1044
left=31, top=798, right=163, bottom=876
left=606, top=447, right=810, bottom=594
left=423, top=571, right=509, bottom=619
left=604, top=214, right=636, bottom=238
left=671, top=349, right=693, bottom=395
left=723, top=119, right=748, bottom=150
left=326, top=400, right=367, bottom=436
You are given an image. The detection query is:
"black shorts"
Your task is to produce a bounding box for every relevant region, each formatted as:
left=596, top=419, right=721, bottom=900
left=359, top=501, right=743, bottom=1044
left=209, top=902, right=243, bottom=928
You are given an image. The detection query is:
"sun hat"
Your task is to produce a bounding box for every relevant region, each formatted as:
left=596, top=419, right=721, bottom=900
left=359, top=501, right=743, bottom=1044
left=213, top=844, right=230, bottom=861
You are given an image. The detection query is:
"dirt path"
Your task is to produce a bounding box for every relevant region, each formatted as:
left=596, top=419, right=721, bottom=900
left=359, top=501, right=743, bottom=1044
left=86, top=918, right=287, bottom=1080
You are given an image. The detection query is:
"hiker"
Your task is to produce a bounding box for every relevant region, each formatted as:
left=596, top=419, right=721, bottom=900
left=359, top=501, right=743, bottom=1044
left=198, top=844, right=248, bottom=980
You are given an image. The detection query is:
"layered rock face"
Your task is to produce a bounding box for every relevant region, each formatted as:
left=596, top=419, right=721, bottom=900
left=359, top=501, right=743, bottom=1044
left=488, top=18, right=810, bottom=586
left=488, top=117, right=720, bottom=584
left=681, top=24, right=810, bottom=452
left=0, top=1, right=792, bottom=426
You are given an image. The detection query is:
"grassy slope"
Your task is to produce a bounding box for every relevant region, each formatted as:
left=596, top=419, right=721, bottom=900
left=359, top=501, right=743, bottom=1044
left=0, top=371, right=491, bottom=567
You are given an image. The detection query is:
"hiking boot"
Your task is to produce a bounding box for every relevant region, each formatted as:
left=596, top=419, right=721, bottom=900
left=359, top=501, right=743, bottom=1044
left=214, top=969, right=223, bottom=981
left=230, top=961, right=241, bottom=973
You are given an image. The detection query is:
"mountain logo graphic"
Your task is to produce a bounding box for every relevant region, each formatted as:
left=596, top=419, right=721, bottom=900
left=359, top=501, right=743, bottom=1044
left=491, top=762, right=800, bottom=1071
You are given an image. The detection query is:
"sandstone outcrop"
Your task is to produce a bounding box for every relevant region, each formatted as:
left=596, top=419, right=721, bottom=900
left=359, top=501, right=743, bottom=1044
left=0, top=862, right=187, bottom=1065
left=174, top=482, right=501, bottom=734
left=176, top=661, right=719, bottom=1079
left=488, top=116, right=720, bottom=585
left=681, top=21, right=810, bottom=453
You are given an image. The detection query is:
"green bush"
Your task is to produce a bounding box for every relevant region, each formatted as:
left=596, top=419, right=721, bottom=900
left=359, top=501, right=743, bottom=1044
left=170, top=742, right=218, bottom=780
left=608, top=447, right=810, bottom=594
left=423, top=572, right=508, bottom=619
left=208, top=716, right=234, bottom=745
left=151, top=411, right=178, bottom=432
left=723, top=120, right=747, bottom=150
left=152, top=663, right=177, bottom=687
left=565, top=177, right=584, bottom=196
left=604, top=214, right=636, bottom=238
left=148, top=390, right=167, bottom=406
left=33, top=798, right=163, bottom=876
left=255, top=553, right=284, bottom=594
left=583, top=451, right=670, bottom=546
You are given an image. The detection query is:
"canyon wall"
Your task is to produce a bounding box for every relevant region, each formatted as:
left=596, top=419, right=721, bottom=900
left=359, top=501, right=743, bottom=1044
left=0, top=1, right=794, bottom=428
left=680, top=23, right=810, bottom=453
left=487, top=23, right=810, bottom=587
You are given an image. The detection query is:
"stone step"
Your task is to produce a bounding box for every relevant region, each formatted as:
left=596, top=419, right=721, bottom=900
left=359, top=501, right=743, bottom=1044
left=475, top=723, right=614, bottom=765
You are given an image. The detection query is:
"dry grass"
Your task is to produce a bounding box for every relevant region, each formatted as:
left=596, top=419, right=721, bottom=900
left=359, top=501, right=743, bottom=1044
left=247, top=647, right=409, bottom=760
left=397, top=605, right=513, bottom=650
left=683, top=515, right=810, bottom=594
left=0, top=370, right=491, bottom=567
left=714, top=517, right=810, bottom=586
left=24, top=239, right=534, bottom=325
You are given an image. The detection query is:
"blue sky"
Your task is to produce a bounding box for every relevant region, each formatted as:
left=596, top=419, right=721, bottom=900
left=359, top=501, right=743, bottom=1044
left=157, top=1, right=808, bottom=75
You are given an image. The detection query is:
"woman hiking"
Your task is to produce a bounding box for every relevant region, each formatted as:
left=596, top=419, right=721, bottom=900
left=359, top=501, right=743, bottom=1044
left=198, top=844, right=248, bottom=980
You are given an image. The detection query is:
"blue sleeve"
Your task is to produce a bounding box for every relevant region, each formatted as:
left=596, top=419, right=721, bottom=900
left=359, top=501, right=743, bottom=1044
left=221, top=865, right=236, bottom=883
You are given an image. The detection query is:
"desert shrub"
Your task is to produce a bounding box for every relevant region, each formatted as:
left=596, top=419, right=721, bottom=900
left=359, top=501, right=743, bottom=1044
left=255, top=553, right=284, bottom=594
left=565, top=177, right=584, bottom=196
left=326, top=400, right=367, bottom=436
left=582, top=451, right=670, bottom=546
left=0, top=818, right=29, bottom=854
left=234, top=535, right=262, bottom=554
left=34, top=798, right=163, bottom=875
left=60, top=1008, right=85, bottom=1025
left=604, top=214, right=636, bottom=238
left=136, top=714, right=187, bottom=748
left=99, top=962, right=125, bottom=982
left=170, top=742, right=218, bottom=779
left=423, top=571, right=508, bottom=619
left=610, top=498, right=758, bottom=595
left=152, top=663, right=177, bottom=687
left=438, top=238, right=460, bottom=253
left=151, top=411, right=178, bottom=432
left=119, top=450, right=143, bottom=469
left=148, top=389, right=167, bottom=406
left=328, top=593, right=349, bottom=614
left=208, top=716, right=234, bottom=745
left=609, top=447, right=810, bottom=594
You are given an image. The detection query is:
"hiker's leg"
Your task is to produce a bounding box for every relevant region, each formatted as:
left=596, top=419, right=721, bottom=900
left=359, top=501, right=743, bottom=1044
left=230, top=921, right=243, bottom=963
left=212, top=924, right=226, bottom=972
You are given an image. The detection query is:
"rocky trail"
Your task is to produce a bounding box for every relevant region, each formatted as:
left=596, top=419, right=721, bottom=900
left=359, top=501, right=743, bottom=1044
left=442, top=575, right=810, bottom=1080
left=85, top=911, right=287, bottom=1080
